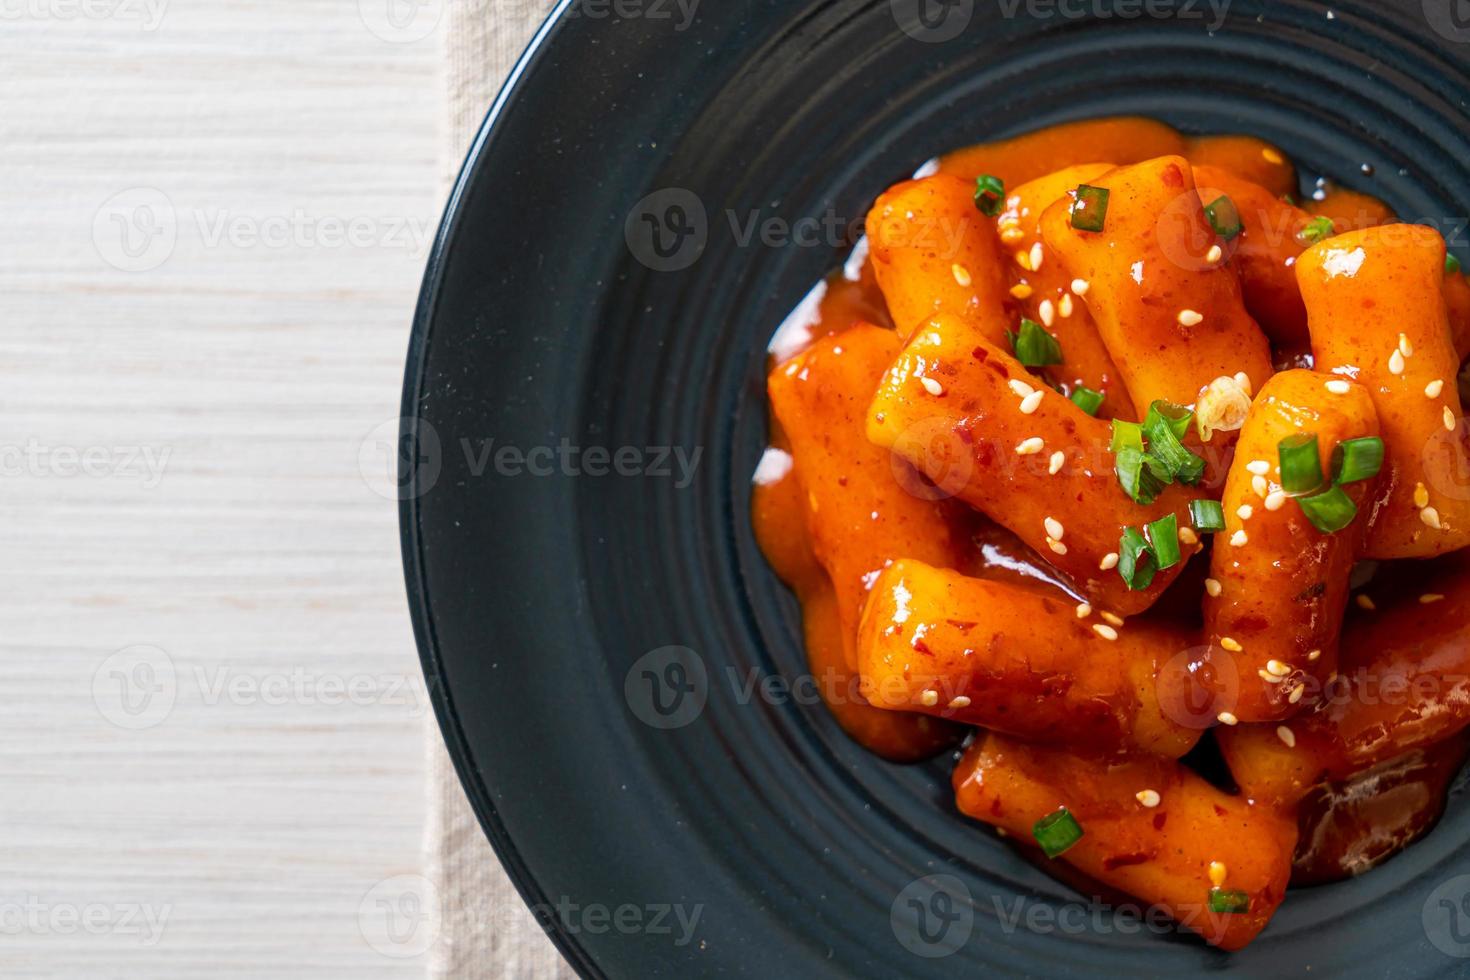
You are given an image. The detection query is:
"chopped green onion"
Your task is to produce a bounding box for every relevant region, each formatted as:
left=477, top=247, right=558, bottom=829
left=1332, top=437, right=1384, bottom=485
left=1143, top=401, right=1205, bottom=485
left=974, top=174, right=1005, bottom=217
left=1119, top=526, right=1158, bottom=591
left=1297, top=485, right=1358, bottom=534
left=1209, top=888, right=1251, bottom=915
left=1033, top=807, right=1084, bottom=858
left=1282, top=193, right=1297, bottom=207
left=1111, top=420, right=1143, bottom=454
left=1146, top=514, right=1182, bottom=570
left=1278, top=433, right=1325, bottom=493
left=1070, top=184, right=1111, bottom=233
left=1204, top=195, right=1243, bottom=241
left=1297, top=216, right=1336, bottom=246
left=1070, top=386, right=1105, bottom=416
left=1008, top=319, right=1063, bottom=367
left=1115, top=447, right=1164, bottom=505
left=1190, top=499, right=1226, bottom=532
left=1449, top=253, right=1463, bottom=276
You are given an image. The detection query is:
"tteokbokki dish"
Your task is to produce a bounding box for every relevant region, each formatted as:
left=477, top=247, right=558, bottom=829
left=752, top=117, right=1470, bottom=951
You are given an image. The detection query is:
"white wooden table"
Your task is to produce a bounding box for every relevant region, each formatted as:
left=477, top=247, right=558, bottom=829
left=0, top=1, right=550, bottom=975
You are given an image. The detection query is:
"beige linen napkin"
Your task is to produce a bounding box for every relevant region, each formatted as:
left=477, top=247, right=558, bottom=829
left=429, top=1, right=574, bottom=977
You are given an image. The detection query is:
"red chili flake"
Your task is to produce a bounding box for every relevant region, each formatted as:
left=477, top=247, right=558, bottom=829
left=972, top=347, right=989, bottom=362
left=1213, top=804, right=1228, bottom=817
left=946, top=619, right=979, bottom=632
left=1103, top=852, right=1152, bottom=870
left=1152, top=812, right=1167, bottom=831
left=912, top=638, right=933, bottom=656
left=1162, top=163, right=1184, bottom=187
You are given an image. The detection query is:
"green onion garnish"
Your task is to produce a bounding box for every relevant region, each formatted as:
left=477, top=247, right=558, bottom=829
left=1297, top=485, right=1358, bottom=534
left=1449, top=253, right=1463, bottom=276
left=1282, top=193, right=1297, bottom=206
left=1115, top=447, right=1164, bottom=505
left=1070, top=184, right=1111, bottom=233
left=1278, top=433, right=1324, bottom=494
left=1070, top=386, right=1105, bottom=416
left=1204, top=195, right=1243, bottom=241
left=1332, top=437, right=1384, bottom=485
left=1297, top=215, right=1336, bottom=246
left=1033, top=807, right=1084, bottom=858
left=1119, top=526, right=1158, bottom=590
left=1142, top=401, right=1205, bottom=485
left=1007, top=319, right=1063, bottom=367
left=1111, top=420, right=1143, bottom=454
left=1209, top=888, right=1251, bottom=915
left=1146, top=514, right=1182, bottom=570
left=974, top=174, right=1005, bottom=217
left=1190, top=498, right=1226, bottom=532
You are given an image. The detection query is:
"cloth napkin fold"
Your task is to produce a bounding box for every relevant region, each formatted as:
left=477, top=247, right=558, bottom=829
left=429, top=2, right=573, bottom=977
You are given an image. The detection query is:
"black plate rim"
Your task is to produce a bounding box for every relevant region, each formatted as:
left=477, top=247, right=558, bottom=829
left=398, top=3, right=599, bottom=976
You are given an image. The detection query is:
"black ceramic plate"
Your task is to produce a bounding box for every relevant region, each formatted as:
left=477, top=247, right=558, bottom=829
left=402, top=1, right=1470, bottom=975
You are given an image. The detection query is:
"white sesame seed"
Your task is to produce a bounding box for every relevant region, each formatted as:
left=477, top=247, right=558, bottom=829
left=1289, top=683, right=1305, bottom=704
left=1390, top=349, right=1406, bottom=376
left=1046, top=537, right=1068, bottom=556
left=1221, top=637, right=1243, bottom=652
left=1059, top=293, right=1075, bottom=318
left=1136, top=790, right=1161, bottom=808
left=1426, top=379, right=1445, bottom=398
left=1039, top=299, right=1056, bottom=327
left=1178, top=309, right=1204, bottom=327
left=1016, top=437, right=1044, bottom=455
left=1020, top=390, right=1045, bottom=415
left=1399, top=333, right=1414, bottom=357
left=1093, top=624, right=1118, bottom=641
left=1277, top=726, right=1297, bottom=748
left=1029, top=242, right=1044, bottom=271
left=952, top=264, right=973, bottom=287
left=1049, top=451, right=1065, bottom=475
left=1230, top=529, right=1249, bottom=547
left=1252, top=475, right=1270, bottom=499
left=1205, top=578, right=1222, bottom=597
left=1237, top=504, right=1254, bottom=521
left=1100, top=552, right=1120, bottom=571
left=1307, top=649, right=1322, bottom=662
left=1206, top=244, right=1224, bottom=264
left=1356, top=594, right=1377, bottom=611
left=1445, top=407, right=1457, bottom=432
left=1264, top=490, right=1287, bottom=512
left=1263, top=147, right=1285, bottom=165
left=1101, top=612, right=1124, bottom=627
left=1415, top=482, right=1431, bottom=508
left=949, top=696, right=972, bottom=709
left=1209, top=861, right=1228, bottom=887
left=1258, top=670, right=1284, bottom=684
left=921, top=377, right=944, bottom=396
left=1326, top=379, right=1351, bottom=395
left=1247, top=460, right=1271, bottom=476
left=1422, top=593, right=1446, bottom=604
left=1015, top=250, right=1031, bottom=271
left=920, top=690, right=939, bottom=707
left=1217, top=712, right=1239, bottom=726
left=1179, top=527, right=1199, bottom=545
left=1010, top=282, right=1033, bottom=300
left=1009, top=378, right=1036, bottom=399
left=1422, top=507, right=1443, bottom=530
left=1267, top=660, right=1291, bottom=676
left=1076, top=603, right=1092, bottom=619
left=1071, top=278, right=1090, bottom=296
left=1044, top=517, right=1065, bottom=540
